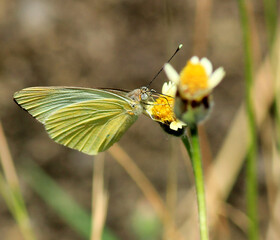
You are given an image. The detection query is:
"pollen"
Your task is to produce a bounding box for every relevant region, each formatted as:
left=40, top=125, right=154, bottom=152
left=180, top=61, right=208, bottom=94
left=151, top=96, right=175, bottom=123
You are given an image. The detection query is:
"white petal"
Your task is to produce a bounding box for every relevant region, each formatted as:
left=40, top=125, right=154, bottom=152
left=170, top=122, right=178, bottom=130
left=162, top=82, right=170, bottom=94
left=163, top=63, right=180, bottom=84
left=200, top=57, right=213, bottom=76
left=190, top=56, right=199, bottom=64
left=170, top=121, right=186, bottom=130
left=162, top=81, right=177, bottom=96
left=170, top=121, right=179, bottom=131
left=209, top=67, right=225, bottom=89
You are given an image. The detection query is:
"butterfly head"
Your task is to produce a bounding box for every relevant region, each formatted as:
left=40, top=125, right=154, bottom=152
left=127, top=86, right=154, bottom=102
left=139, top=86, right=149, bottom=101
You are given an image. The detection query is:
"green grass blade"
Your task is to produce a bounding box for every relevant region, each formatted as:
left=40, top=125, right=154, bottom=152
left=21, top=159, right=118, bottom=240
left=263, top=0, right=278, bottom=48
left=237, top=1, right=259, bottom=239
left=0, top=173, right=36, bottom=240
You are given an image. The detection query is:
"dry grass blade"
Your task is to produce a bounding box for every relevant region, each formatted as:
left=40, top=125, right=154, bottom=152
left=247, top=0, right=262, bottom=65
left=0, top=122, right=36, bottom=240
left=265, top=191, right=280, bottom=240
left=261, top=116, right=280, bottom=240
left=192, top=0, right=213, bottom=56
left=91, top=153, right=109, bottom=240
left=222, top=203, right=248, bottom=234
left=166, top=138, right=178, bottom=215
left=260, top=116, right=279, bottom=213
left=0, top=122, right=19, bottom=188
left=192, top=0, right=214, bottom=170
left=108, top=144, right=184, bottom=240
left=165, top=138, right=178, bottom=240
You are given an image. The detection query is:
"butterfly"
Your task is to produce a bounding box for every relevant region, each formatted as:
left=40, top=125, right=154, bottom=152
left=13, top=45, right=185, bottom=155
left=14, top=86, right=183, bottom=155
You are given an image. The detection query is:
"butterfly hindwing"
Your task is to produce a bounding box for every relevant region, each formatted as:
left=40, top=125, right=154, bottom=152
left=14, top=87, right=141, bottom=155
left=45, top=99, right=138, bottom=155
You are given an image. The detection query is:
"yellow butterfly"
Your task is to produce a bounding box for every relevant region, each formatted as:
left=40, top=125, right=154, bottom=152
left=14, top=86, right=175, bottom=155
left=14, top=45, right=184, bottom=155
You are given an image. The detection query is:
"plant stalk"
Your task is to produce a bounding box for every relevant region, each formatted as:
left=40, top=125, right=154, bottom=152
left=182, top=125, right=209, bottom=240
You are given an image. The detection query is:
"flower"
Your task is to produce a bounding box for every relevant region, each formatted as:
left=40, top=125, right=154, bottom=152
left=163, top=56, right=225, bottom=124
left=164, top=56, right=225, bottom=101
left=145, top=81, right=186, bottom=133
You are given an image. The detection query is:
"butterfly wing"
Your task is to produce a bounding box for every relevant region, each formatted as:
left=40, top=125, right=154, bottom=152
left=14, top=87, right=131, bottom=123
left=14, top=87, right=142, bottom=155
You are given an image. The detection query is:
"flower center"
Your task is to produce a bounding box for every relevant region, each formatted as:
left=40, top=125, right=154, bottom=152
left=151, top=96, right=175, bottom=123
left=180, top=61, right=208, bottom=94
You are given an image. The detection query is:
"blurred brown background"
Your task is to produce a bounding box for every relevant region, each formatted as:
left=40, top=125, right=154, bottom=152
left=0, top=0, right=276, bottom=240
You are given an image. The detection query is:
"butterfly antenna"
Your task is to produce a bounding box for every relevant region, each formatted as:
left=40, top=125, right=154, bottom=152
left=147, top=44, right=183, bottom=88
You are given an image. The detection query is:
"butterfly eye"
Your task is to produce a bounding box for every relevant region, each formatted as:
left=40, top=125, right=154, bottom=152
left=141, top=93, right=148, bottom=100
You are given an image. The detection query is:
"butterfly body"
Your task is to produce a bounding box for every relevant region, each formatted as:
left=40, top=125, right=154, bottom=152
left=14, top=86, right=152, bottom=155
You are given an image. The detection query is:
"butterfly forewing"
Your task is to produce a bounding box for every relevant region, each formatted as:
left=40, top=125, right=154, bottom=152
left=14, top=87, right=131, bottom=123
left=14, top=87, right=142, bottom=155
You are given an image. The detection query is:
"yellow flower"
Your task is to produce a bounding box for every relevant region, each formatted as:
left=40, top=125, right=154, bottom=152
left=163, top=56, right=225, bottom=124
left=146, top=81, right=186, bottom=132
left=164, top=56, right=225, bottom=101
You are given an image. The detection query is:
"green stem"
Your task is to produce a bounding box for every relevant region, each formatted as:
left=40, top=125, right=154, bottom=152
left=238, top=0, right=259, bottom=239
left=263, top=0, right=278, bottom=48
left=181, top=125, right=209, bottom=240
